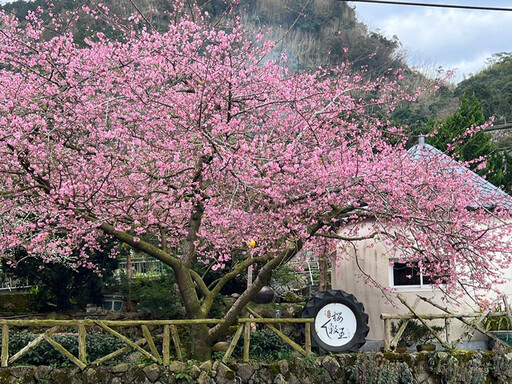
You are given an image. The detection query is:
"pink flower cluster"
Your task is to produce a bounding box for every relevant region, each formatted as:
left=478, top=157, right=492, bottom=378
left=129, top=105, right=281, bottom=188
left=0, top=3, right=509, bottom=301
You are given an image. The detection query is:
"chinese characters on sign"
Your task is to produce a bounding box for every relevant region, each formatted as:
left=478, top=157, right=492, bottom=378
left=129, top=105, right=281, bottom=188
left=321, top=309, right=347, bottom=340
left=314, top=303, right=357, bottom=347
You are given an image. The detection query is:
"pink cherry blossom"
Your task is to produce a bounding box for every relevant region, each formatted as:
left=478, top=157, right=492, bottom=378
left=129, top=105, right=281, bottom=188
left=0, top=3, right=510, bottom=350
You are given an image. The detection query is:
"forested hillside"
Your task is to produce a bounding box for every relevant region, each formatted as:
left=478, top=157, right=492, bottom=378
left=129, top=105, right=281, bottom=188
left=1, top=0, right=404, bottom=75
left=3, top=0, right=510, bottom=153
left=1, top=0, right=453, bottom=120
left=455, top=52, right=512, bottom=125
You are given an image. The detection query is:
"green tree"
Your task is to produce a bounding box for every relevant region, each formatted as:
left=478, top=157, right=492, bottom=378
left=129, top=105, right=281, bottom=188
left=427, top=94, right=485, bottom=155
left=2, top=240, right=119, bottom=311
left=456, top=52, right=512, bottom=123
left=426, top=94, right=512, bottom=193
left=119, top=270, right=185, bottom=319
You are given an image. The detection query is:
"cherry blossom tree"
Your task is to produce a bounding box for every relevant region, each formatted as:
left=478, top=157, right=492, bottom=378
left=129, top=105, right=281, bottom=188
left=0, top=3, right=511, bottom=357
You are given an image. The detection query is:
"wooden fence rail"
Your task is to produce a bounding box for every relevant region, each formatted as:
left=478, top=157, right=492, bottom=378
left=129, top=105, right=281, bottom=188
left=0, top=317, right=314, bottom=368
left=381, top=294, right=512, bottom=352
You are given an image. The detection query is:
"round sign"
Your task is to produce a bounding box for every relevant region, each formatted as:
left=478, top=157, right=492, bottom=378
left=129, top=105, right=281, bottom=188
left=314, top=302, right=357, bottom=347
left=302, top=290, right=369, bottom=353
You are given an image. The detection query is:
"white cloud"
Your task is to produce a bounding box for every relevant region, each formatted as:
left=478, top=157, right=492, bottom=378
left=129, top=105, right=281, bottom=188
left=352, top=1, right=512, bottom=82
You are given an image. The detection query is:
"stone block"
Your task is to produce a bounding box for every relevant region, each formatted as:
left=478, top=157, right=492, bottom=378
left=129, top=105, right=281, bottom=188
left=213, top=342, right=230, bottom=352
left=197, top=371, right=212, bottom=384
left=143, top=364, right=161, bottom=383
left=321, top=355, right=340, bottom=377
left=10, top=366, right=35, bottom=379
left=169, top=361, right=187, bottom=374
left=236, top=363, right=255, bottom=382
left=111, top=363, right=130, bottom=374
left=277, top=360, right=289, bottom=376
left=34, top=366, right=53, bottom=382
left=273, top=374, right=287, bottom=384
left=199, top=361, right=212, bottom=372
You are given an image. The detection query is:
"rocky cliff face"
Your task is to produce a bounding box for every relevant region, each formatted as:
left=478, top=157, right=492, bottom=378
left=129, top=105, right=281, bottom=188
left=2, top=0, right=404, bottom=76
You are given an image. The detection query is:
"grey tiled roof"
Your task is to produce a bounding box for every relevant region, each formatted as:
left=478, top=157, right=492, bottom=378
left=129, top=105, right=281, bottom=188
left=407, top=143, right=512, bottom=210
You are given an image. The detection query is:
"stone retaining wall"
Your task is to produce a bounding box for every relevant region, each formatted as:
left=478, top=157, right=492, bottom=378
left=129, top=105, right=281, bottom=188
left=0, top=351, right=509, bottom=384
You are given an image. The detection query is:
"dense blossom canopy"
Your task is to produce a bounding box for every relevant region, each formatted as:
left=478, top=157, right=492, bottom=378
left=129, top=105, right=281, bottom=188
left=0, top=3, right=510, bottom=316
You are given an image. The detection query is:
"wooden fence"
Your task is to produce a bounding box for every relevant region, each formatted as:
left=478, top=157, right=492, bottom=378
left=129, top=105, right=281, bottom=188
left=0, top=313, right=314, bottom=368
left=381, top=295, right=512, bottom=352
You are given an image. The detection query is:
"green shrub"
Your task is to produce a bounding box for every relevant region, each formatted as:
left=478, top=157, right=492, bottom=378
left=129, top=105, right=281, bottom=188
left=4, top=331, right=126, bottom=365
left=0, top=292, right=34, bottom=314
left=2, top=241, right=119, bottom=312
left=232, top=329, right=294, bottom=362
left=119, top=268, right=184, bottom=319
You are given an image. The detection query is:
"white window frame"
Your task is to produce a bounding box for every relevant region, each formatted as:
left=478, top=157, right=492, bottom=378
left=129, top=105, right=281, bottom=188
left=389, top=259, right=439, bottom=290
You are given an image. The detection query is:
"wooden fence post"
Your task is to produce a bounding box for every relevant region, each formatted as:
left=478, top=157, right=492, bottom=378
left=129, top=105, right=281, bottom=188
left=503, top=296, right=512, bottom=326
left=390, top=297, right=421, bottom=350
left=418, top=295, right=507, bottom=350
left=95, top=321, right=158, bottom=363
left=243, top=322, right=251, bottom=362
left=170, top=325, right=183, bottom=361
left=142, top=325, right=162, bottom=364
left=383, top=319, right=391, bottom=352
left=223, top=325, right=244, bottom=363
left=43, top=335, right=87, bottom=369
left=1, top=325, right=8, bottom=367
left=0, top=317, right=315, bottom=367
left=163, top=325, right=170, bottom=366
left=445, top=318, right=451, bottom=345
left=245, top=308, right=310, bottom=357
left=8, top=326, right=60, bottom=365
left=78, top=321, right=87, bottom=364
left=305, top=323, right=311, bottom=356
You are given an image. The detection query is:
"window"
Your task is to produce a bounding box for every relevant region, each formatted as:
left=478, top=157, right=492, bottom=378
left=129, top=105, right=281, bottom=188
left=389, top=260, right=449, bottom=289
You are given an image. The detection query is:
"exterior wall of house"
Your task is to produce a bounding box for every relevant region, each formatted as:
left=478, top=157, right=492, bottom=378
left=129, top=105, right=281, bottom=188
left=331, top=221, right=512, bottom=344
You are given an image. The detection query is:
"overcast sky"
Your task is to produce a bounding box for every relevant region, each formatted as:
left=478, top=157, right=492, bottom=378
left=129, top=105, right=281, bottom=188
left=350, top=0, right=512, bottom=82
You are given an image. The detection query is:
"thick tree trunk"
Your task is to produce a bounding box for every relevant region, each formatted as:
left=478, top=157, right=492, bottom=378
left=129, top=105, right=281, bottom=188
left=174, top=266, right=203, bottom=317
left=319, top=254, right=329, bottom=292
left=189, top=324, right=212, bottom=360
left=318, top=240, right=332, bottom=292
left=173, top=265, right=213, bottom=359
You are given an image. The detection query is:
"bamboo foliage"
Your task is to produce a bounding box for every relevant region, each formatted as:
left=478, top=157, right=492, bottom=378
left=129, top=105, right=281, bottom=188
left=0, top=317, right=314, bottom=368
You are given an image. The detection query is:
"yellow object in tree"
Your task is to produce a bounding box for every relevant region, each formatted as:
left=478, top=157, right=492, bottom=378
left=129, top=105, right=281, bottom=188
left=246, top=239, right=256, bottom=248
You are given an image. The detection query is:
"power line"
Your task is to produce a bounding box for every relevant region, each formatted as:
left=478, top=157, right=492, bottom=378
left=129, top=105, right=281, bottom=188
left=485, top=124, right=512, bottom=133
left=344, top=0, right=512, bottom=12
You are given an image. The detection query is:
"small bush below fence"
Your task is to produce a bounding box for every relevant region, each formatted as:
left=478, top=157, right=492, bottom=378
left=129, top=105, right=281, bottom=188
left=232, top=329, right=294, bottom=362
